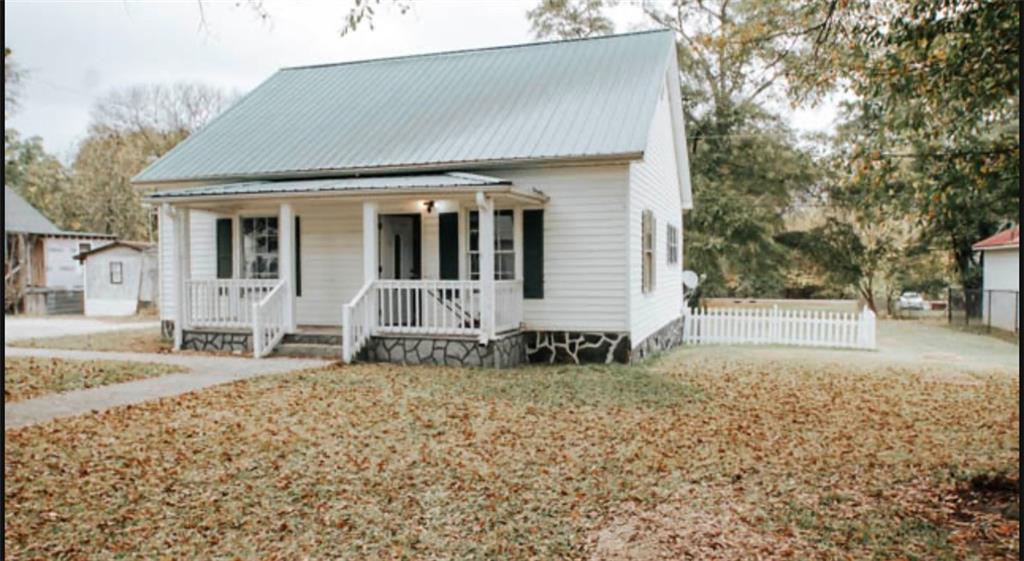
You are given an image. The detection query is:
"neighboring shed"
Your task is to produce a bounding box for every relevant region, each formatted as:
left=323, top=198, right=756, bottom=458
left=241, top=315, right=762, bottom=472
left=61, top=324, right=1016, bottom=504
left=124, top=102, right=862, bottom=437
left=76, top=241, right=157, bottom=317
left=972, top=226, right=1020, bottom=333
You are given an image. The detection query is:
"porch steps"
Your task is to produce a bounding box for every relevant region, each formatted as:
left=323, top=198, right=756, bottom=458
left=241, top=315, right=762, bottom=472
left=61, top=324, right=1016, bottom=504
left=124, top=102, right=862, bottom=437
left=271, top=332, right=342, bottom=360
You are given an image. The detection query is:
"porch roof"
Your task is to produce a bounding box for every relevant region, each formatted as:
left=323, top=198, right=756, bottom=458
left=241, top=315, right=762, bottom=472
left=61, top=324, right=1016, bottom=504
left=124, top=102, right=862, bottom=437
left=144, top=172, right=545, bottom=203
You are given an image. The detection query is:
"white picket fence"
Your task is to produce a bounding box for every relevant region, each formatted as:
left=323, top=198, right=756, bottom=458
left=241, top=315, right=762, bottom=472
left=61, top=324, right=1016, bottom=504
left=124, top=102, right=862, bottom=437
left=683, top=306, right=877, bottom=350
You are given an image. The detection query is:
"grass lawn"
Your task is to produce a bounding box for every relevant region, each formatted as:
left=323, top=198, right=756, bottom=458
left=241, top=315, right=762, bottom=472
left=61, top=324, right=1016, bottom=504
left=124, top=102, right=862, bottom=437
left=8, top=327, right=171, bottom=354
left=4, top=357, right=182, bottom=403
left=4, top=350, right=1018, bottom=559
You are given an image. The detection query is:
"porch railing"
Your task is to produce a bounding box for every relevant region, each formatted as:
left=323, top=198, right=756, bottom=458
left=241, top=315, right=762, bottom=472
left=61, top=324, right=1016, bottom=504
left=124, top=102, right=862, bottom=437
left=377, top=279, right=481, bottom=336
left=342, top=279, right=525, bottom=363
left=184, top=279, right=278, bottom=329
left=494, top=280, right=524, bottom=334
left=342, top=281, right=376, bottom=363
left=252, top=280, right=288, bottom=358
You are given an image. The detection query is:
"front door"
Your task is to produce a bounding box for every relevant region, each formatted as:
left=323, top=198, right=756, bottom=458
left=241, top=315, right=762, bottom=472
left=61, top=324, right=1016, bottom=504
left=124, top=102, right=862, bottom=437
left=378, top=214, right=421, bottom=280
left=378, top=214, right=421, bottom=327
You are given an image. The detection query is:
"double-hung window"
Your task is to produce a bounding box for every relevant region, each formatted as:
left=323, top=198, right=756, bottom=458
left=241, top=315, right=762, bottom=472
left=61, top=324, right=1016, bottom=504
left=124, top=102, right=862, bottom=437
left=240, top=216, right=279, bottom=279
left=468, top=210, right=515, bottom=280
left=642, top=209, right=656, bottom=293
left=666, top=224, right=679, bottom=265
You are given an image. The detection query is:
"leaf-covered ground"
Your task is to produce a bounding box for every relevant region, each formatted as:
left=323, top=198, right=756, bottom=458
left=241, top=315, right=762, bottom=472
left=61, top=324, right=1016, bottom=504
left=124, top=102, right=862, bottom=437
left=4, top=357, right=183, bottom=403
left=7, top=328, right=171, bottom=354
left=4, top=349, right=1018, bottom=559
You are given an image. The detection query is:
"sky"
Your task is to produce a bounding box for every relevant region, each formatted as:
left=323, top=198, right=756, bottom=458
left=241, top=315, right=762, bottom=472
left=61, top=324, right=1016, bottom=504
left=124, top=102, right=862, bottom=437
left=5, top=0, right=838, bottom=162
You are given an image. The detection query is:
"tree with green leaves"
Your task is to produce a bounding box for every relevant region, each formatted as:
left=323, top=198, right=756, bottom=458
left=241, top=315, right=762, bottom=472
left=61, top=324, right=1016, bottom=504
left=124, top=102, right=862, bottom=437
left=4, top=129, right=79, bottom=230
left=795, top=0, right=1019, bottom=288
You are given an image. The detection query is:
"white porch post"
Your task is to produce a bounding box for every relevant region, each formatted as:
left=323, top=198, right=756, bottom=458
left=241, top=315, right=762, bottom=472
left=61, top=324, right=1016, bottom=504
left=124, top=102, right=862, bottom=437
left=171, top=204, right=191, bottom=350
left=363, top=201, right=378, bottom=285
left=476, top=192, right=495, bottom=342
left=278, top=202, right=296, bottom=332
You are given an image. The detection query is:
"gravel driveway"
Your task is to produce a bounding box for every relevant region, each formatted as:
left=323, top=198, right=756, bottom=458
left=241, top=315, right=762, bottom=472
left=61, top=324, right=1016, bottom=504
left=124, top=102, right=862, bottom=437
left=664, top=320, right=1019, bottom=375
left=3, top=315, right=159, bottom=343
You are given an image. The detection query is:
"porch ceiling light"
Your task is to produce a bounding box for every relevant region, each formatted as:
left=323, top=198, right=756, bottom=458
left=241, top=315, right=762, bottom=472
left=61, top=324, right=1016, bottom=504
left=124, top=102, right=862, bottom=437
left=423, top=200, right=435, bottom=214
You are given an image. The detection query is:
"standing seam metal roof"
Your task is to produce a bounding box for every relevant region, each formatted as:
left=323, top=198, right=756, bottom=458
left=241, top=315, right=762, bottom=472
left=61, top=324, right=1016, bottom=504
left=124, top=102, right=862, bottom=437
left=134, top=30, right=676, bottom=184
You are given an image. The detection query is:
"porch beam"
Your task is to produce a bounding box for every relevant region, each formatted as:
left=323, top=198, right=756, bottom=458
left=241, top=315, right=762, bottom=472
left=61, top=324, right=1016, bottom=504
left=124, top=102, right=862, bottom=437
left=278, top=202, right=296, bottom=332
left=476, top=192, right=495, bottom=342
left=362, top=201, right=378, bottom=285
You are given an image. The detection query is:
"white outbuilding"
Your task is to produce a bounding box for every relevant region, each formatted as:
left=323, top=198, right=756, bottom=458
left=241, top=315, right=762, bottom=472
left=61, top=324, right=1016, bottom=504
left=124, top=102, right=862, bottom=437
left=76, top=241, right=158, bottom=317
left=972, top=226, right=1019, bottom=333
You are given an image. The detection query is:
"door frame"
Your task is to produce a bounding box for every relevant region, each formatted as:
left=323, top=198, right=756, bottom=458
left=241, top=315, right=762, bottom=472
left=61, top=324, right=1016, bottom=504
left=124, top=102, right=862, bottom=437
left=377, top=213, right=422, bottom=280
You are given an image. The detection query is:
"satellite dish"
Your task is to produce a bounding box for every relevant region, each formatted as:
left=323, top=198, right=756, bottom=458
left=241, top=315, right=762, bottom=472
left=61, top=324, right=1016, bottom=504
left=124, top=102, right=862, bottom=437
left=681, top=270, right=699, bottom=289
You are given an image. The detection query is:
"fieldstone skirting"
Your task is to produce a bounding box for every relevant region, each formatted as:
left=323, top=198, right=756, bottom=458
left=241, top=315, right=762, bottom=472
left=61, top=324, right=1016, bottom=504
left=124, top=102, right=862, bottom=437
left=181, top=330, right=252, bottom=354
left=361, top=333, right=526, bottom=368
left=629, top=316, right=685, bottom=363
left=525, top=331, right=631, bottom=364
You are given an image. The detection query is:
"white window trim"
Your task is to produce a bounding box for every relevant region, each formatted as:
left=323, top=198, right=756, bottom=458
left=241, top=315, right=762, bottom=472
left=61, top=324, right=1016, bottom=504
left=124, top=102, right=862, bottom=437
left=467, top=208, right=516, bottom=281
left=642, top=209, right=656, bottom=294
left=239, top=214, right=280, bottom=280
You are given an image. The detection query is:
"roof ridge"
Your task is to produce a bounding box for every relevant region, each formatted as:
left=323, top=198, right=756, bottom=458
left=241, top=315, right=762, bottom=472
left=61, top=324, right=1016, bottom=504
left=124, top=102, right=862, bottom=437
left=280, top=28, right=673, bottom=72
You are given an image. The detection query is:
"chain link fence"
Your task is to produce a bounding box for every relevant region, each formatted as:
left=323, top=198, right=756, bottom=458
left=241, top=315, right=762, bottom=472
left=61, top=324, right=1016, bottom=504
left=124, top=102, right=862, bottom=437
left=948, top=288, right=1019, bottom=335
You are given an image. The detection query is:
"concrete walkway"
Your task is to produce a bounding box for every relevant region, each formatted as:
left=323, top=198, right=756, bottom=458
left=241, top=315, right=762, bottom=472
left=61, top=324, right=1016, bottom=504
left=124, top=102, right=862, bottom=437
left=5, top=347, right=331, bottom=429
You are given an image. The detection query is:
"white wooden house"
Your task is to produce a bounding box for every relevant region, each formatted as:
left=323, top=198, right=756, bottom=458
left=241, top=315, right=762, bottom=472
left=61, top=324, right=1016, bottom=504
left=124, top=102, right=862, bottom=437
left=136, top=30, right=693, bottom=365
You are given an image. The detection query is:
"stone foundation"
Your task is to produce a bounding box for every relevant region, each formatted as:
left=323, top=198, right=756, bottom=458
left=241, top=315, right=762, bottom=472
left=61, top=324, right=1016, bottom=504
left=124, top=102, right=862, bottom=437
left=629, top=316, right=685, bottom=363
left=361, top=333, right=526, bottom=368
left=160, top=320, right=174, bottom=341
left=525, top=331, right=631, bottom=364
left=181, top=329, right=251, bottom=354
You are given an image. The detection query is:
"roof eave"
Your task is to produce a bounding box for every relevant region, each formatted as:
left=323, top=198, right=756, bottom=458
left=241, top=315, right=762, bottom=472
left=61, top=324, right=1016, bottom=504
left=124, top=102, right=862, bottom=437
left=973, top=243, right=1020, bottom=251
left=132, top=152, right=643, bottom=189
left=143, top=183, right=549, bottom=205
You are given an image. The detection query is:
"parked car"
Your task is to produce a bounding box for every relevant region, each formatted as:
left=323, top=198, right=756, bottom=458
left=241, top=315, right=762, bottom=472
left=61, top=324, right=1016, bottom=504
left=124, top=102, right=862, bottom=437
left=898, top=292, right=926, bottom=310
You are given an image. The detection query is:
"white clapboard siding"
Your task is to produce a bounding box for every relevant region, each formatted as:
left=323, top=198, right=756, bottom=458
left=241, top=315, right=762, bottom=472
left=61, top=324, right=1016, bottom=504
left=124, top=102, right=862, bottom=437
left=683, top=306, right=877, bottom=350
left=629, top=79, right=685, bottom=347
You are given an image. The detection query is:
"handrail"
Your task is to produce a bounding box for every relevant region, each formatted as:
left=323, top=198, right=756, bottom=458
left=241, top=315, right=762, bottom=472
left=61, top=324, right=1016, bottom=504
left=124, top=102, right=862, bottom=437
left=252, top=280, right=287, bottom=358
left=342, top=280, right=376, bottom=363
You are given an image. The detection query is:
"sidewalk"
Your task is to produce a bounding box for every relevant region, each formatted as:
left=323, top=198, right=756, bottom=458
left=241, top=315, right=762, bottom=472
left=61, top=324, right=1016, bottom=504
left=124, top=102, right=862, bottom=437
left=5, top=347, right=331, bottom=429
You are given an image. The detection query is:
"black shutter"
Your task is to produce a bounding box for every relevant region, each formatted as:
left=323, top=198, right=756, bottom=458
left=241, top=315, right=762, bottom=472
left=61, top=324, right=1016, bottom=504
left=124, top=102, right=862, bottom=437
left=216, top=218, right=233, bottom=279
left=294, top=216, right=301, bottom=296
left=523, top=209, right=544, bottom=299
left=438, top=212, right=459, bottom=280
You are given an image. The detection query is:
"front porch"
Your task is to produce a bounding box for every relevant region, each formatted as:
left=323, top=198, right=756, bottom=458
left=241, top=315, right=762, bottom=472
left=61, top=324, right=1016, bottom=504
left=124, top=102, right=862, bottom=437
left=153, top=174, right=544, bottom=363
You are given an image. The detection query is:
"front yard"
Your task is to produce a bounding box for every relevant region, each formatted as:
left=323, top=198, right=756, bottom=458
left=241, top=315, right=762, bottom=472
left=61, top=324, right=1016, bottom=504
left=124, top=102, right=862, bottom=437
left=4, top=357, right=182, bottom=403
left=4, top=348, right=1018, bottom=559
left=7, top=327, right=171, bottom=354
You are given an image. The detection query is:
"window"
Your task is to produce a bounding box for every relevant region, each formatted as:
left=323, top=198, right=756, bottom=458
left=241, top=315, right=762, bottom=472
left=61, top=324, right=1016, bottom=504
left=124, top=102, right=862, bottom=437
left=468, top=210, right=514, bottom=280
left=240, top=216, right=279, bottom=279
left=667, top=224, right=679, bottom=265
left=110, top=261, right=124, bottom=285
left=642, top=209, right=656, bottom=293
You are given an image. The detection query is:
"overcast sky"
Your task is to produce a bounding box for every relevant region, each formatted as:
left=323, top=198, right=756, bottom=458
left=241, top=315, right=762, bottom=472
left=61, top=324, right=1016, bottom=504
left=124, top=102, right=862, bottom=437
left=5, top=0, right=837, bottom=161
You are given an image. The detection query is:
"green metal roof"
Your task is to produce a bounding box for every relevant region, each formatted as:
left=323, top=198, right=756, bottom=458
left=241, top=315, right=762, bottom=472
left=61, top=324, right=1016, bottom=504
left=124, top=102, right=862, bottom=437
left=135, top=30, right=676, bottom=185
left=146, top=172, right=510, bottom=200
